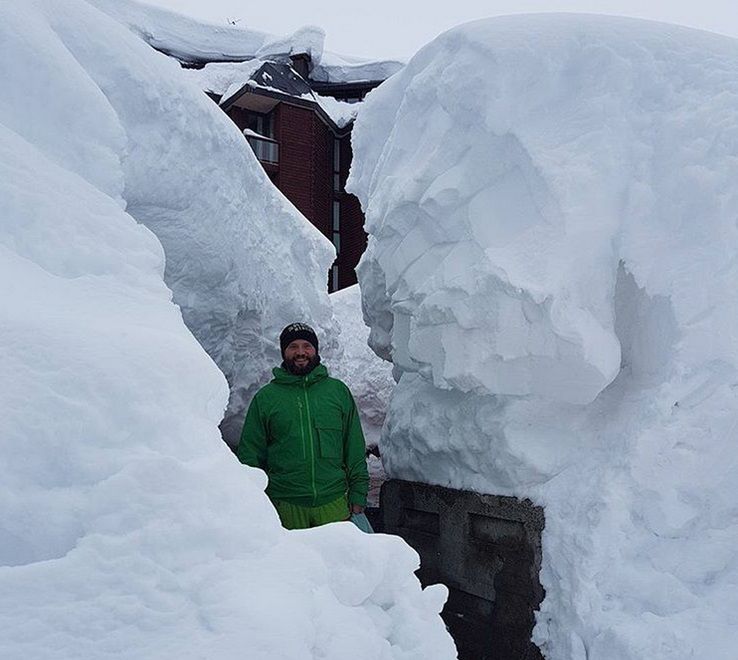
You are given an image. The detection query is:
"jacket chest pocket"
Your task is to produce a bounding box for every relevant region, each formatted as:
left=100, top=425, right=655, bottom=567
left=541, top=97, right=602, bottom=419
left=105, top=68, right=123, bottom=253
left=315, top=423, right=343, bottom=459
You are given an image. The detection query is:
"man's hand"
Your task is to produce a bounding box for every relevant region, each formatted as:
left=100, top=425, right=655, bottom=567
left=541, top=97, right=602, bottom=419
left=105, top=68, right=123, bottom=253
left=350, top=503, right=365, bottom=515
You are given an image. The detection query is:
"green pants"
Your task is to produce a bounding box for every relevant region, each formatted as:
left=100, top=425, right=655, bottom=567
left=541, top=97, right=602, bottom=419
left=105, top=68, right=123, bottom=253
left=271, top=495, right=349, bottom=530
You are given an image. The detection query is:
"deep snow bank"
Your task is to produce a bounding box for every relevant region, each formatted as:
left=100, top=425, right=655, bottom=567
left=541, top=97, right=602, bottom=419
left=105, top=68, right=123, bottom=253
left=349, top=14, right=738, bottom=660
left=79, top=0, right=340, bottom=448
left=0, top=2, right=455, bottom=658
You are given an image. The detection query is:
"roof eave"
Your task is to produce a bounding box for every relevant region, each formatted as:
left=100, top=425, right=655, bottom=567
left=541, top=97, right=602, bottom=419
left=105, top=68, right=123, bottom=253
left=222, top=85, right=350, bottom=134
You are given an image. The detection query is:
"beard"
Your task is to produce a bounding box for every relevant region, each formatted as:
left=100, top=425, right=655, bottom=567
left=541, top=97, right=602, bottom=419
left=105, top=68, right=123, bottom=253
left=283, top=353, right=320, bottom=376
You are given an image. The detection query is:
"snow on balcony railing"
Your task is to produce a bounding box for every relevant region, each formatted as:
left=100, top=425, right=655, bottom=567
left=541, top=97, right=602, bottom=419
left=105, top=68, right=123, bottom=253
left=243, top=129, right=279, bottom=165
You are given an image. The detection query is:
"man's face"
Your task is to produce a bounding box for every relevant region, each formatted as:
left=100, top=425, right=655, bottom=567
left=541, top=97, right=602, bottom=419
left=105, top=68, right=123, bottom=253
left=283, top=339, right=318, bottom=375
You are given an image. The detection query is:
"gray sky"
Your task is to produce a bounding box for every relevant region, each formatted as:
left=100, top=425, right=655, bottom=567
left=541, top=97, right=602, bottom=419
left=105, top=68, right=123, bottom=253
left=142, top=0, right=738, bottom=60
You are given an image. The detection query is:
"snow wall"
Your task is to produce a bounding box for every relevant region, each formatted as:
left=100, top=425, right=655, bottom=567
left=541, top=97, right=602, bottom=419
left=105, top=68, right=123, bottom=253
left=0, top=1, right=456, bottom=658
left=92, top=0, right=394, bottom=446
left=89, top=0, right=340, bottom=448
left=348, top=14, right=738, bottom=660
left=330, top=285, right=395, bottom=449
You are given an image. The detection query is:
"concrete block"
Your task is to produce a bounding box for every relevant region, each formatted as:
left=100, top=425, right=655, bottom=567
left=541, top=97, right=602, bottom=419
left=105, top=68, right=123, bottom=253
left=380, top=479, right=545, bottom=660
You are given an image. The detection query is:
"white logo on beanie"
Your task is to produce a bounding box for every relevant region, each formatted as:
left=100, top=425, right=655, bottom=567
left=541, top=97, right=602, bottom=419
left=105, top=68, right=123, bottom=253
left=285, top=323, right=314, bottom=334
left=280, top=323, right=319, bottom=355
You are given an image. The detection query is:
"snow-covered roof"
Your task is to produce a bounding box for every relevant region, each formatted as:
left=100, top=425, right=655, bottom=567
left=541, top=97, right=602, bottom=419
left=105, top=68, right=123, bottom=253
left=183, top=60, right=360, bottom=129
left=88, top=0, right=403, bottom=83
left=87, top=0, right=321, bottom=62
left=181, top=60, right=264, bottom=97
left=312, top=51, right=404, bottom=84
left=313, top=94, right=360, bottom=128
left=248, top=61, right=313, bottom=97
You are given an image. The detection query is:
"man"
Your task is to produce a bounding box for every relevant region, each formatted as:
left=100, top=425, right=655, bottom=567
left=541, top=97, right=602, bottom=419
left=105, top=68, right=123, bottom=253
left=237, top=322, right=369, bottom=530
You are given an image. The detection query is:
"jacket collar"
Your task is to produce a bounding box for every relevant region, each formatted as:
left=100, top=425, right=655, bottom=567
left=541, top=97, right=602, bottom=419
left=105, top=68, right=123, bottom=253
left=271, top=363, right=329, bottom=386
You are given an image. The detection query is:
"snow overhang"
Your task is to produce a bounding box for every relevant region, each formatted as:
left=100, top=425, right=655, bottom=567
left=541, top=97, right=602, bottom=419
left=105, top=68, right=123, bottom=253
left=310, top=79, right=385, bottom=99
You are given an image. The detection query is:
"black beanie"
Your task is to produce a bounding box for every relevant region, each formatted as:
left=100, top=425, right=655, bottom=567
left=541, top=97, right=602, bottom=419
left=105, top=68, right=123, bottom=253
left=279, top=323, right=319, bottom=357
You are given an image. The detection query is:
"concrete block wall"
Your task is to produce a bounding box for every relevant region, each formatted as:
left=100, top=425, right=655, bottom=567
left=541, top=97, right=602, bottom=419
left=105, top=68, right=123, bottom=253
left=380, top=480, right=545, bottom=660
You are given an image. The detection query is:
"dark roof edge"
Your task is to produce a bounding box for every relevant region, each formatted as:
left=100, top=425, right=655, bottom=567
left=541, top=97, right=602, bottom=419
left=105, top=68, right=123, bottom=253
left=220, top=85, right=352, bottom=135
left=151, top=44, right=257, bottom=68
left=309, top=79, right=385, bottom=94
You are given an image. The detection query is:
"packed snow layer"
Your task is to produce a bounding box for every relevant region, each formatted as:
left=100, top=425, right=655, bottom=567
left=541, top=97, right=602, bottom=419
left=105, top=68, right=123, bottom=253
left=348, top=14, right=738, bottom=660
left=330, top=285, right=395, bottom=448
left=0, top=2, right=456, bottom=659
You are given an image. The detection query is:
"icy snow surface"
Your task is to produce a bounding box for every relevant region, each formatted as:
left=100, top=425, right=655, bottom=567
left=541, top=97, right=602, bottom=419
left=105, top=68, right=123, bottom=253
left=0, top=2, right=456, bottom=659
left=349, top=14, right=738, bottom=660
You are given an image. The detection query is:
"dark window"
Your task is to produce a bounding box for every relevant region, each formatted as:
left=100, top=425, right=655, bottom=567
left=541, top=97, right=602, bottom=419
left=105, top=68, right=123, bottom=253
left=332, top=200, right=340, bottom=252
left=244, top=112, right=274, bottom=139
left=329, top=200, right=340, bottom=291
left=246, top=135, right=279, bottom=164
left=332, top=201, right=340, bottom=232
left=333, top=138, right=341, bottom=192
left=243, top=111, right=278, bottom=164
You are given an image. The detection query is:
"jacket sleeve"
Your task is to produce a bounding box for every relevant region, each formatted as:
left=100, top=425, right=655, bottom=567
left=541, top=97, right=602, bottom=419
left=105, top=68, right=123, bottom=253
left=343, top=387, right=369, bottom=507
left=237, top=394, right=268, bottom=470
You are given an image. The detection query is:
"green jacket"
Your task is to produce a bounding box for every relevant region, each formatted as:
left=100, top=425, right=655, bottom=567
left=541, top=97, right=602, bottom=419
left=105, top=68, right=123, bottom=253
left=237, top=363, right=369, bottom=508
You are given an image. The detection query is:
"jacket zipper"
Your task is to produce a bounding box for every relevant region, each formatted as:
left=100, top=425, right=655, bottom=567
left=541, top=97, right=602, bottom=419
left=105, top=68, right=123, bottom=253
left=297, top=398, right=306, bottom=460
left=303, top=379, right=317, bottom=504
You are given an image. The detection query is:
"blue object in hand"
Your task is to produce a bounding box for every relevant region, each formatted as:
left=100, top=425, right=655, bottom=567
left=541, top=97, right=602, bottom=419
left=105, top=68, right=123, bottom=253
left=350, top=512, right=374, bottom=533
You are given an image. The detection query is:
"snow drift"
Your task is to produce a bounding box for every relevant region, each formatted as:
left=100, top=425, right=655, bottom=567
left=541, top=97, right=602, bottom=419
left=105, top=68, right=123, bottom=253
left=349, top=14, right=738, bottom=660
left=0, top=1, right=455, bottom=658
